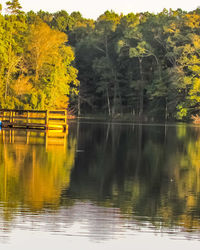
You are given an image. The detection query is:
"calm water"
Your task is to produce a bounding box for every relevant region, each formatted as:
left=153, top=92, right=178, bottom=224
left=0, top=122, right=200, bottom=249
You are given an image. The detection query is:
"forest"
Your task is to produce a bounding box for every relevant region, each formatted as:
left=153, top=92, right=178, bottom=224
left=1, top=0, right=200, bottom=121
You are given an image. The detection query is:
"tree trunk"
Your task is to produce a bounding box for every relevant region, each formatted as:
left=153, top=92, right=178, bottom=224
left=138, top=58, right=144, bottom=119
left=112, top=72, right=117, bottom=116
left=106, top=87, right=111, bottom=116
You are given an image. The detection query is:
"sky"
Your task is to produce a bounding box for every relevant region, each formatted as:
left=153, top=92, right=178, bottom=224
left=1, top=0, right=200, bottom=19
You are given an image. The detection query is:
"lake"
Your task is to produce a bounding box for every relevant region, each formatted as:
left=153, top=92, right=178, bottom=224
left=0, top=121, right=200, bottom=249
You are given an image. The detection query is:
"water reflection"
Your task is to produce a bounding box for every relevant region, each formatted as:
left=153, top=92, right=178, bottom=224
left=66, top=123, right=200, bottom=233
left=0, top=129, right=76, bottom=214
left=0, top=123, right=200, bottom=246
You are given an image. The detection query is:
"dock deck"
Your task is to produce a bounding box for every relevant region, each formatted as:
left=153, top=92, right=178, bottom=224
left=0, top=109, right=68, bottom=131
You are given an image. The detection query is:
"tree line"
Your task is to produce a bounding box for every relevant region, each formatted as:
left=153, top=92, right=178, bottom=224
left=1, top=1, right=200, bottom=120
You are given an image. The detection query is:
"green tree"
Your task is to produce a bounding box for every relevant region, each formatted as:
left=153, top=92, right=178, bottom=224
left=6, top=0, right=23, bottom=15
left=91, top=11, right=122, bottom=116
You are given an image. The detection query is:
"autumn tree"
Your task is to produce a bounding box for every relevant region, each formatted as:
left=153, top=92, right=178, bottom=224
left=25, top=19, right=79, bottom=109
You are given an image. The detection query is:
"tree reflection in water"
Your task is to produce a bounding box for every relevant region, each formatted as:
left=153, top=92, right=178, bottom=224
left=0, top=122, right=200, bottom=239
left=0, top=129, right=76, bottom=216
left=67, top=122, right=200, bottom=232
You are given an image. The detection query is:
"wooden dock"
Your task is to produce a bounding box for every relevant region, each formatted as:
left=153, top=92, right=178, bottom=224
left=0, top=109, right=68, bottom=131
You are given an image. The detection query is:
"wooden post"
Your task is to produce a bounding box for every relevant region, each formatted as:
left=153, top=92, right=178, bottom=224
left=9, top=129, right=12, bottom=143
left=12, top=129, right=15, bottom=143
left=27, top=111, right=29, bottom=125
left=45, top=110, right=49, bottom=129
left=13, top=111, right=15, bottom=123
left=9, top=111, right=12, bottom=123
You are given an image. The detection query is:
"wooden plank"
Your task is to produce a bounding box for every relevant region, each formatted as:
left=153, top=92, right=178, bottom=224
left=49, top=115, right=66, bottom=119
left=0, top=116, right=46, bottom=120
left=49, top=110, right=66, bottom=114
left=48, top=118, right=66, bottom=121
left=0, top=109, right=47, bottom=113
left=0, top=113, right=65, bottom=118
left=0, top=109, right=65, bottom=114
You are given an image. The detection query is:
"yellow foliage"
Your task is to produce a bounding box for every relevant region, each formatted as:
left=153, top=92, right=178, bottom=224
left=12, top=75, right=33, bottom=95
left=164, top=22, right=179, bottom=33
left=189, top=78, right=200, bottom=94
left=27, top=20, right=68, bottom=82
left=192, top=34, right=200, bottom=50
left=184, top=14, right=200, bottom=29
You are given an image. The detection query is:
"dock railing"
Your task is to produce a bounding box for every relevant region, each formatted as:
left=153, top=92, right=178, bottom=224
left=0, top=109, right=67, bottom=131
